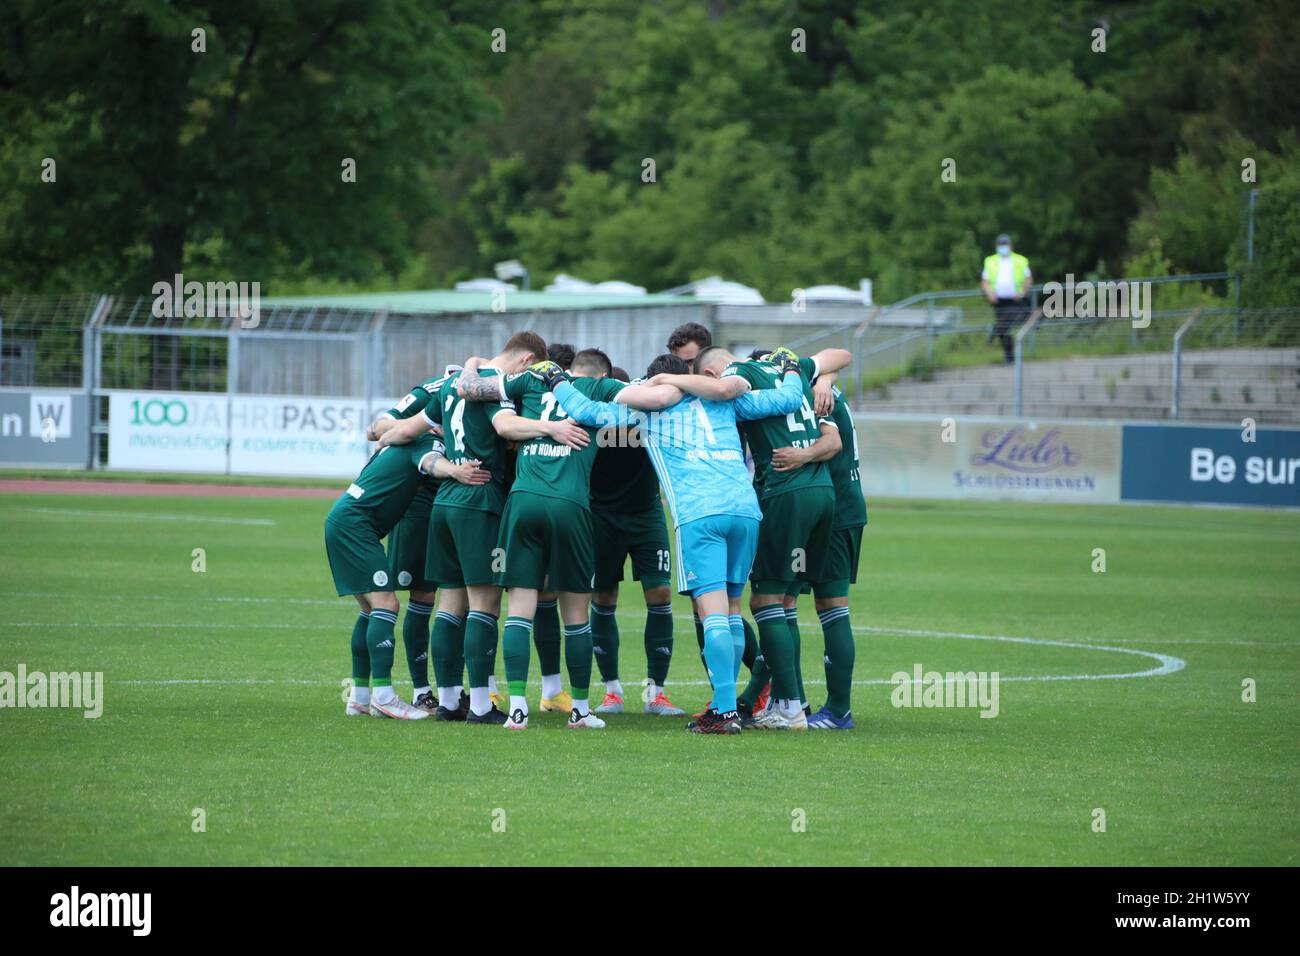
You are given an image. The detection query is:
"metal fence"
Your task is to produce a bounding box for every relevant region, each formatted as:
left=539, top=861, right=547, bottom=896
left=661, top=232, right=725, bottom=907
left=786, top=272, right=1242, bottom=393
left=851, top=306, right=1300, bottom=425
left=2, top=282, right=1297, bottom=472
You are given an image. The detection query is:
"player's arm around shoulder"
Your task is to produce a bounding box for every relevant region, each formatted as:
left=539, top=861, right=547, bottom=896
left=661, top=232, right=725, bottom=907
left=645, top=371, right=746, bottom=401
left=771, top=420, right=840, bottom=471
left=810, top=418, right=842, bottom=459
left=420, top=440, right=491, bottom=485
left=734, top=367, right=804, bottom=420
left=379, top=407, right=436, bottom=446
left=490, top=405, right=587, bottom=449
left=552, top=378, right=628, bottom=427
left=458, top=369, right=511, bottom=403
left=807, top=348, right=851, bottom=378
left=613, top=381, right=682, bottom=411
left=367, top=414, right=396, bottom=442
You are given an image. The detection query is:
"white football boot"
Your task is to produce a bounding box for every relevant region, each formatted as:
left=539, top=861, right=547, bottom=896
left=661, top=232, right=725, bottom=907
left=567, top=709, right=607, bottom=729
left=369, top=695, right=431, bottom=720
left=752, top=705, right=808, bottom=731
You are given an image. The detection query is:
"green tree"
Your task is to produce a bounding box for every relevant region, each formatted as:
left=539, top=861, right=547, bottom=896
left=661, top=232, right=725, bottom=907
left=0, top=0, right=487, bottom=293
left=832, top=66, right=1121, bottom=299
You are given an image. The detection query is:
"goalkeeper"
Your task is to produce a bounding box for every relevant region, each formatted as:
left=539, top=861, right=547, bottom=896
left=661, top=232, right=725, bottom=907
left=539, top=348, right=806, bottom=734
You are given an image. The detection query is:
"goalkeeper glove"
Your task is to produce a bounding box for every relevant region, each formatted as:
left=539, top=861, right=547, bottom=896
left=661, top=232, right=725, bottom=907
left=529, top=359, right=567, bottom=390
left=770, top=346, right=801, bottom=376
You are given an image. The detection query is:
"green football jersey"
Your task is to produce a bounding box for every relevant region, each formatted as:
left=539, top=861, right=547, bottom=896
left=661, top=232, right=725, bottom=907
left=501, top=371, right=625, bottom=509
left=385, top=376, right=447, bottom=502
left=426, top=367, right=514, bottom=515
left=590, top=437, right=660, bottom=514
left=826, top=386, right=867, bottom=529
left=334, top=433, right=441, bottom=536
left=722, top=359, right=833, bottom=500
left=386, top=378, right=439, bottom=422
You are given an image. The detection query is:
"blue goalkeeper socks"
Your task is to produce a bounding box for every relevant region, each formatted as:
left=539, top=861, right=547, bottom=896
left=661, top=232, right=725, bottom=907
left=701, top=613, right=736, bottom=713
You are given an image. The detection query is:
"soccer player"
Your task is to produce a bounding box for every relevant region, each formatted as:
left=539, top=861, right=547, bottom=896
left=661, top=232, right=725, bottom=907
left=379, top=333, right=588, bottom=725
left=648, top=345, right=849, bottom=730
left=532, top=341, right=577, bottom=714
left=546, top=342, right=576, bottom=370
left=588, top=357, right=684, bottom=717
left=732, top=348, right=850, bottom=720
left=457, top=349, right=678, bottom=729
left=365, top=365, right=462, bottom=713
left=666, top=323, right=765, bottom=684
left=666, top=322, right=713, bottom=370
left=548, top=349, right=807, bottom=734
left=326, top=432, right=490, bottom=719
left=782, top=379, right=864, bottom=729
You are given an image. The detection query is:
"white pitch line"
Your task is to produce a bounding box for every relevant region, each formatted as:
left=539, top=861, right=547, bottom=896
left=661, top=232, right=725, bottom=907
left=2, top=592, right=340, bottom=606
left=80, top=623, right=1186, bottom=687
left=0, top=591, right=1290, bottom=650
left=851, top=624, right=1185, bottom=680
left=0, top=610, right=1256, bottom=670
left=1, top=622, right=331, bottom=629
left=4, top=506, right=275, bottom=527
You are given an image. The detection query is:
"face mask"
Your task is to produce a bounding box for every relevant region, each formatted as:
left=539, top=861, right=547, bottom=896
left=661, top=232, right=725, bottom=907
left=996, top=244, right=1011, bottom=257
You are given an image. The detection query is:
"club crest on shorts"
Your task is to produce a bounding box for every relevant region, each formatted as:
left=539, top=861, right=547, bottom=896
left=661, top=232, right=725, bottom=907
left=373, top=570, right=389, bottom=587
left=398, top=571, right=412, bottom=586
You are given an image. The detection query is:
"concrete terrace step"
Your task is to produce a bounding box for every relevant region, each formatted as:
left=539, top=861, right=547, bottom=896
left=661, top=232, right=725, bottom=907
left=877, top=379, right=1300, bottom=406
left=863, top=347, right=1300, bottom=423
left=909, top=348, right=1299, bottom=386
left=857, top=400, right=1298, bottom=424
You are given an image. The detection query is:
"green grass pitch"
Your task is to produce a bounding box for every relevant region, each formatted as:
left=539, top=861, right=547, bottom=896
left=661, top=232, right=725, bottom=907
left=1, top=489, right=1296, bottom=865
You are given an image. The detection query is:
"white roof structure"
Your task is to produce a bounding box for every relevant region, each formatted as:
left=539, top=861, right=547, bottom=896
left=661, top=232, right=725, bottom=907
left=544, top=273, right=647, bottom=296
left=802, top=279, right=873, bottom=306
left=454, top=278, right=516, bottom=293
left=664, top=275, right=766, bottom=305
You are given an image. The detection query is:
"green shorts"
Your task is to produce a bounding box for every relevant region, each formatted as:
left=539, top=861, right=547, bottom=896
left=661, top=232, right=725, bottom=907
left=426, top=504, right=501, bottom=588
left=325, top=505, right=393, bottom=596
left=811, top=525, right=864, bottom=598
left=591, top=506, right=671, bottom=591
left=496, top=493, right=594, bottom=593
left=750, top=486, right=836, bottom=595
left=386, top=488, right=436, bottom=592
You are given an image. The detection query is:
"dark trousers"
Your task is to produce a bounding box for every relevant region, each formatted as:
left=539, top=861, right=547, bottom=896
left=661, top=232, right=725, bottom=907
left=991, top=298, right=1029, bottom=364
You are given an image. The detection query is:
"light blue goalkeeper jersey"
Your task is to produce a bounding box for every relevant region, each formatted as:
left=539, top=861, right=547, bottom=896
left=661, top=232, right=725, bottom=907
left=553, top=371, right=804, bottom=529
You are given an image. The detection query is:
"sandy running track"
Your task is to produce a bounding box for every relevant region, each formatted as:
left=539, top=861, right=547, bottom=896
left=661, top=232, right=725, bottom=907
left=0, top=478, right=337, bottom=498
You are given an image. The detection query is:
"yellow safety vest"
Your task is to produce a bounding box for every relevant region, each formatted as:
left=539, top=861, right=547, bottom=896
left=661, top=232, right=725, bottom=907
left=983, top=252, right=1030, bottom=291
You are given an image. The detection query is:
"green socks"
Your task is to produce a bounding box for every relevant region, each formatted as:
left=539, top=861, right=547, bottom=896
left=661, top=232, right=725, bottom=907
left=741, top=616, right=759, bottom=670
left=739, top=650, right=771, bottom=708
left=786, top=606, right=806, bottom=705
left=403, top=600, right=433, bottom=690
left=464, top=610, right=498, bottom=691
left=819, top=605, right=855, bottom=717
left=350, top=610, right=370, bottom=685
left=534, top=599, right=562, bottom=680
left=365, top=607, right=399, bottom=688
left=430, top=610, right=465, bottom=691
left=564, top=620, right=594, bottom=701
left=645, top=602, right=674, bottom=686
left=591, top=602, right=619, bottom=683
left=591, top=600, right=673, bottom=687
left=752, top=603, right=796, bottom=701
left=503, top=615, right=533, bottom=696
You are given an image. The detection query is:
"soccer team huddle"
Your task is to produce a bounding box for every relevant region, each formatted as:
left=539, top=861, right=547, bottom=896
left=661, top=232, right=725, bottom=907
left=323, top=322, right=867, bottom=734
